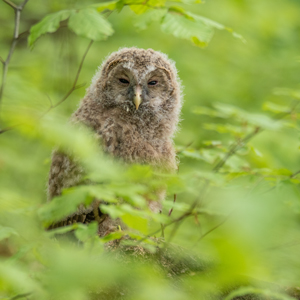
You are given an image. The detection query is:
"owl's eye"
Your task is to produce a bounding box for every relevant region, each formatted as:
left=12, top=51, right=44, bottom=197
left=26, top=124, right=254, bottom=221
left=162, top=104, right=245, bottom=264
left=119, top=78, right=129, bottom=84
left=148, top=80, right=158, bottom=86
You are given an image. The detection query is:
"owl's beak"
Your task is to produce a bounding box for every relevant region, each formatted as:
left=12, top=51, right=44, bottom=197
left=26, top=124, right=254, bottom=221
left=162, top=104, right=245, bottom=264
left=133, top=86, right=142, bottom=110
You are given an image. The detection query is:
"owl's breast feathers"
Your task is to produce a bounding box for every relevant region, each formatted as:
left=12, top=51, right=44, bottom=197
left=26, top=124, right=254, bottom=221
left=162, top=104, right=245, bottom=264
left=72, top=97, right=177, bottom=172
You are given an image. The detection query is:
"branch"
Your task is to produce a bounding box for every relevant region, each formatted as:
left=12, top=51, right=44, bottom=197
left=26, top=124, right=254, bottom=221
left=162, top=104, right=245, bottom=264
left=176, top=140, right=193, bottom=155
left=168, top=193, right=177, bottom=216
left=136, top=180, right=210, bottom=246
left=212, top=126, right=262, bottom=172
left=50, top=40, right=93, bottom=109
left=0, top=0, right=29, bottom=110
left=0, top=40, right=93, bottom=134
left=10, top=292, right=31, bottom=300
left=3, top=0, right=17, bottom=9
left=290, top=170, right=300, bottom=179
left=0, top=124, right=17, bottom=134
left=192, top=213, right=231, bottom=247
left=160, top=102, right=300, bottom=244
left=213, top=100, right=300, bottom=173
left=137, top=211, right=194, bottom=244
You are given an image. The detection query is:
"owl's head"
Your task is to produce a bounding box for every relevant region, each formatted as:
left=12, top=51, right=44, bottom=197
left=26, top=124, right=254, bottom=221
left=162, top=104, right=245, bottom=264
left=88, top=48, right=182, bottom=125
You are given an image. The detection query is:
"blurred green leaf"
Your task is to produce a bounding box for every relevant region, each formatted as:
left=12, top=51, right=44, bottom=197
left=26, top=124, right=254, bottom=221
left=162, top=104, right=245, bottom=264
left=193, top=106, right=228, bottom=118
left=187, top=12, right=245, bottom=42
left=74, top=222, right=98, bottom=242
left=68, top=9, right=114, bottom=41
left=180, top=148, right=222, bottom=164
left=224, top=287, right=295, bottom=300
left=93, top=1, right=118, bottom=12
left=101, top=231, right=124, bottom=242
left=28, top=10, right=72, bottom=47
left=0, top=226, right=18, bottom=241
left=130, top=4, right=149, bottom=14
left=214, top=103, right=282, bottom=130
left=263, top=102, right=290, bottom=114
left=0, top=263, right=40, bottom=297
left=134, top=8, right=168, bottom=30
left=161, top=12, right=214, bottom=47
left=38, top=186, right=93, bottom=224
left=203, top=123, right=245, bottom=135
left=274, top=88, right=300, bottom=100
left=122, top=213, right=148, bottom=234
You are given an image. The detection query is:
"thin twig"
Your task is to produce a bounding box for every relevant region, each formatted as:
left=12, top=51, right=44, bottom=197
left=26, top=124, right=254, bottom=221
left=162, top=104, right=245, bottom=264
left=160, top=102, right=300, bottom=245
left=137, top=211, right=193, bottom=244
left=10, top=292, right=31, bottom=300
left=0, top=124, right=17, bottom=134
left=291, top=170, right=300, bottom=178
left=0, top=0, right=29, bottom=107
left=176, top=140, right=193, bottom=155
left=51, top=40, right=93, bottom=109
left=213, top=100, right=300, bottom=173
left=3, top=0, right=17, bottom=9
left=193, top=213, right=231, bottom=247
left=0, top=40, right=93, bottom=134
left=166, top=180, right=210, bottom=244
left=213, top=126, right=262, bottom=172
left=160, top=223, right=165, bottom=238
left=168, top=193, right=177, bottom=216
left=266, top=239, right=300, bottom=251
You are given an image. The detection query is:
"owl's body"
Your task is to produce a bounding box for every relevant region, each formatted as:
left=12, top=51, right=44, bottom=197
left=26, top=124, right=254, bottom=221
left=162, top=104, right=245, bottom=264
left=48, top=48, right=182, bottom=233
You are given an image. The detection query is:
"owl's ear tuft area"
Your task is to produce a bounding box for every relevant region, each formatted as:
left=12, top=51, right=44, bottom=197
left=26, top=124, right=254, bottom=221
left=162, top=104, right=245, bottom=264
left=103, top=59, right=123, bottom=77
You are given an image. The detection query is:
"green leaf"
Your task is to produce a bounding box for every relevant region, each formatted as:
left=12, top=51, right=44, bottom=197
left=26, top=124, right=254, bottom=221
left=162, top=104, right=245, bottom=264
left=0, top=226, right=18, bottom=241
left=263, top=101, right=290, bottom=114
left=170, top=0, right=202, bottom=3
left=224, top=287, right=295, bottom=300
left=193, top=106, right=228, bottom=118
left=115, top=0, right=126, bottom=12
left=130, top=4, right=149, bottom=14
left=68, top=9, right=114, bottom=41
left=203, top=123, right=245, bottom=136
left=161, top=12, right=214, bottom=47
left=147, top=0, right=167, bottom=7
left=121, top=213, right=148, bottom=234
left=75, top=222, right=98, bottom=242
left=180, top=148, right=221, bottom=164
left=223, top=155, right=249, bottom=171
left=92, top=1, right=118, bottom=12
left=126, top=165, right=153, bottom=181
left=273, top=88, right=300, bottom=100
left=101, top=231, right=124, bottom=242
left=38, top=186, right=93, bottom=224
left=189, top=13, right=225, bottom=30
left=213, top=103, right=282, bottom=130
left=100, top=204, right=124, bottom=219
left=202, top=140, right=222, bottom=147
left=28, top=10, right=72, bottom=47
left=188, top=13, right=245, bottom=42
left=46, top=224, right=79, bottom=237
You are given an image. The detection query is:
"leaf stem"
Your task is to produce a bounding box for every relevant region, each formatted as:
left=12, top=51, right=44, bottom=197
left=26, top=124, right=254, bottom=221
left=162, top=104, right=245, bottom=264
left=0, top=0, right=29, bottom=113
left=0, top=40, right=93, bottom=134
left=212, top=100, right=299, bottom=173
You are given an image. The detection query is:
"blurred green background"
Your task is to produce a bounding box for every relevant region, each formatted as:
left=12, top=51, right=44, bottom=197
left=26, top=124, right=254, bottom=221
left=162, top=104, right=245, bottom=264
left=1, top=0, right=300, bottom=299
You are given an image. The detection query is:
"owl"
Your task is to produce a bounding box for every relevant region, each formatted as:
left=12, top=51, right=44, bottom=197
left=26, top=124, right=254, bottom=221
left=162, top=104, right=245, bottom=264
left=47, top=47, right=182, bottom=236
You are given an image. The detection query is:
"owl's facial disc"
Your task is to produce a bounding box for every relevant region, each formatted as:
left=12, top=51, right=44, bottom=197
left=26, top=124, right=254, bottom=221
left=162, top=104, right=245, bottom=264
left=104, top=63, right=171, bottom=112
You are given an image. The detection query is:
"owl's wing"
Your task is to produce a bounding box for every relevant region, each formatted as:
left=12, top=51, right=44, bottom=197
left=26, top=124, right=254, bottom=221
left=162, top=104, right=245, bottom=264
left=47, top=150, right=107, bottom=229
left=47, top=150, right=83, bottom=200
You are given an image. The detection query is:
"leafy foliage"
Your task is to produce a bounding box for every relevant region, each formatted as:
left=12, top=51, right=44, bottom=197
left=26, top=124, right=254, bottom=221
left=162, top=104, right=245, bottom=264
left=27, top=0, right=241, bottom=48
left=1, top=0, right=300, bottom=299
